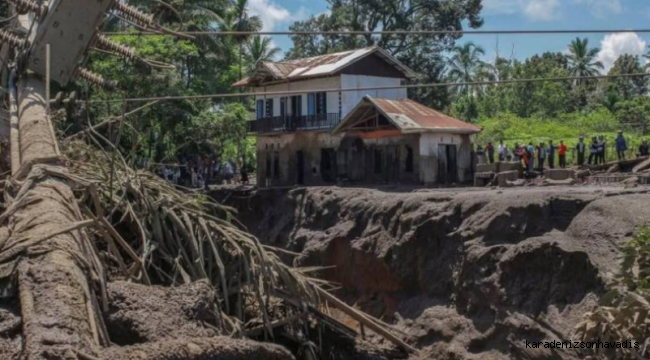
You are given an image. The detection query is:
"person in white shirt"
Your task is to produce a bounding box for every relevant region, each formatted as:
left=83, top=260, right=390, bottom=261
left=498, top=140, right=507, bottom=162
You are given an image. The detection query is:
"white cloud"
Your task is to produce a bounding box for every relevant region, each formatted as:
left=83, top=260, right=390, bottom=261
left=572, top=0, right=623, bottom=19
left=246, top=1, right=309, bottom=60
left=523, top=0, right=560, bottom=21
left=597, top=33, right=647, bottom=72
left=247, top=0, right=291, bottom=32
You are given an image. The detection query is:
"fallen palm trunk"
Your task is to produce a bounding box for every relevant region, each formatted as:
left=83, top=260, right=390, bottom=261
left=2, top=74, right=105, bottom=358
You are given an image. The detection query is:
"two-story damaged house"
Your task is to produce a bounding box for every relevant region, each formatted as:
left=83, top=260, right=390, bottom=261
left=234, top=46, right=481, bottom=186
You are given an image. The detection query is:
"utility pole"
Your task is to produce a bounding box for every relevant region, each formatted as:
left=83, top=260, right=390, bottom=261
left=0, top=1, right=171, bottom=358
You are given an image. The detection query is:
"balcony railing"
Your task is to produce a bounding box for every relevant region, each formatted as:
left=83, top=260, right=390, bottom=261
left=248, top=113, right=341, bottom=134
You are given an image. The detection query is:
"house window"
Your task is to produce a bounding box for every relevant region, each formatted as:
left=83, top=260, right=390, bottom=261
left=256, top=100, right=264, bottom=119
left=265, top=99, right=274, bottom=117
left=405, top=146, right=414, bottom=173
left=280, top=97, right=288, bottom=117
left=374, top=149, right=382, bottom=174
left=291, top=95, right=302, bottom=116
left=308, top=92, right=327, bottom=115
left=307, top=94, right=316, bottom=115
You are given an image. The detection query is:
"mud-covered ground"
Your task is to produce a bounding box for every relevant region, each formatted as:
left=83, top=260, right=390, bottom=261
left=219, top=185, right=650, bottom=359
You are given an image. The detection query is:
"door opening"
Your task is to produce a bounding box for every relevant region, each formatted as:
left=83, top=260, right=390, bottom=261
left=437, top=144, right=458, bottom=185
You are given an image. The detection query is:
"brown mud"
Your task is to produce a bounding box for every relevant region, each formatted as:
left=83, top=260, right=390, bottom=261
left=218, top=185, right=650, bottom=359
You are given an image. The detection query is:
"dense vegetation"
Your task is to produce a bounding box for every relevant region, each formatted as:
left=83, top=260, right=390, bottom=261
left=71, top=0, right=650, bottom=170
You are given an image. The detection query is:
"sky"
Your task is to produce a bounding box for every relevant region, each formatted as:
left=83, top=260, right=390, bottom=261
left=247, top=0, right=650, bottom=72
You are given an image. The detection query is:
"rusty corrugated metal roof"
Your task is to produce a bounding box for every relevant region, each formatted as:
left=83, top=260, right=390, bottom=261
left=233, top=46, right=417, bottom=87
left=334, top=96, right=482, bottom=134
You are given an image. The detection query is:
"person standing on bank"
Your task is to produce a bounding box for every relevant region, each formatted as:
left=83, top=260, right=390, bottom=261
left=588, top=137, right=599, bottom=165
left=558, top=140, right=568, bottom=168
left=639, top=139, right=650, bottom=157
left=597, top=135, right=606, bottom=164
left=526, top=142, right=536, bottom=173
left=476, top=144, right=486, bottom=165
left=615, top=130, right=628, bottom=161
left=486, top=142, right=495, bottom=164
left=576, top=136, right=586, bottom=166
left=547, top=140, right=556, bottom=169
left=498, top=140, right=507, bottom=162
left=537, top=142, right=547, bottom=173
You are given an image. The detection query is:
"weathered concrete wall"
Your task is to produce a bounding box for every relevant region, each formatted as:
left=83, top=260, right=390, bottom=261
left=355, top=134, right=420, bottom=184
left=256, top=132, right=344, bottom=186
left=256, top=132, right=422, bottom=186
left=419, top=133, right=475, bottom=184
left=257, top=131, right=475, bottom=187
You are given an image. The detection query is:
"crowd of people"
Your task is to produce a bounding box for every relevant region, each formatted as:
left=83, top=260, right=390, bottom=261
left=478, top=131, right=650, bottom=174
left=156, top=156, right=249, bottom=188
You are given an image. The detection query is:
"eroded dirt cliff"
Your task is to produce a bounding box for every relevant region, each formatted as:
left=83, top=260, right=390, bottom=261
left=223, top=186, right=650, bottom=359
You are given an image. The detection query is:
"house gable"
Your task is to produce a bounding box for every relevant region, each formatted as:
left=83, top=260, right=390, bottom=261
left=336, top=53, right=408, bottom=79
left=334, top=96, right=482, bottom=135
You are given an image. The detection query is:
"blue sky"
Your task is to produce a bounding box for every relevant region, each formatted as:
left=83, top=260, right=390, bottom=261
left=248, top=0, right=650, bottom=71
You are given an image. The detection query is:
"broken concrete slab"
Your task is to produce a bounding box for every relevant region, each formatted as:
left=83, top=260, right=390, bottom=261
left=545, top=169, right=576, bottom=181
left=633, top=157, right=650, bottom=173
left=498, top=161, right=524, bottom=175
left=497, top=171, right=519, bottom=187
left=474, top=171, right=495, bottom=187
left=477, top=163, right=497, bottom=173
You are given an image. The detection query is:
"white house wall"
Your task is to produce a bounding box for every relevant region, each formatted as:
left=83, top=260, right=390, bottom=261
left=254, top=77, right=341, bottom=117
left=340, top=75, right=407, bottom=116
left=253, top=75, right=407, bottom=118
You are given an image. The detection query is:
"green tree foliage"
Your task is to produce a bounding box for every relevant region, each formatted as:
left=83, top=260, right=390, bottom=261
left=565, top=37, right=604, bottom=80
left=607, top=54, right=648, bottom=100
left=614, top=97, right=650, bottom=133
left=473, top=52, right=571, bottom=119
left=447, top=42, right=489, bottom=95
left=246, top=36, right=281, bottom=70
left=74, top=0, right=258, bottom=169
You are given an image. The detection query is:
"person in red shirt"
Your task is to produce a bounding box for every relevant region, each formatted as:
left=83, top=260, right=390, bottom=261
left=558, top=140, right=568, bottom=168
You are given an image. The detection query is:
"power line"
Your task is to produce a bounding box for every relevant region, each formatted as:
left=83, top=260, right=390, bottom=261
left=100, top=29, right=650, bottom=36
left=87, top=72, right=650, bottom=104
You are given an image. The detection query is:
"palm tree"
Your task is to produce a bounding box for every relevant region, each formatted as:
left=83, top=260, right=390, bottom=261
left=565, top=38, right=604, bottom=84
left=222, top=0, right=263, bottom=80
left=246, top=36, right=281, bottom=69
left=447, top=42, right=489, bottom=95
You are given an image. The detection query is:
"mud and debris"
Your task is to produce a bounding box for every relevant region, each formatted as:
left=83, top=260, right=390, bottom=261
left=222, top=185, right=650, bottom=359
left=105, top=281, right=221, bottom=345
